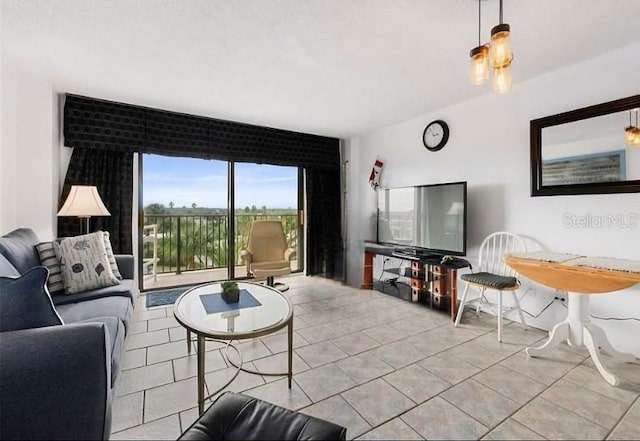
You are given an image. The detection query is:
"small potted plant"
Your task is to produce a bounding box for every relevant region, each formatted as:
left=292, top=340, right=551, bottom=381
left=221, top=280, right=240, bottom=303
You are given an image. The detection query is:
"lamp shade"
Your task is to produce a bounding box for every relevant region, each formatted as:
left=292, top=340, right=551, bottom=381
left=57, top=186, right=111, bottom=217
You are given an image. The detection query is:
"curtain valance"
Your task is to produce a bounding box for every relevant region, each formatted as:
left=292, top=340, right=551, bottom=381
left=64, top=94, right=340, bottom=170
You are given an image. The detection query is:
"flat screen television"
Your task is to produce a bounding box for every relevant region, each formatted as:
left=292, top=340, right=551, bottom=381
left=377, top=181, right=467, bottom=256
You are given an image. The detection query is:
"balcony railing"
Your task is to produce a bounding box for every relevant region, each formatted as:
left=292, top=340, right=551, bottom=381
left=142, top=213, right=298, bottom=275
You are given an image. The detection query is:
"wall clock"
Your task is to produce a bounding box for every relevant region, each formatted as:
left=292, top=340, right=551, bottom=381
left=422, top=120, right=450, bottom=152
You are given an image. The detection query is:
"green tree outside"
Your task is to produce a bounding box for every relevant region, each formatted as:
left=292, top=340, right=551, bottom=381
left=143, top=206, right=297, bottom=274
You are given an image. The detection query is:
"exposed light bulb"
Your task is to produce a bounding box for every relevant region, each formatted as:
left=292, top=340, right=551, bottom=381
left=626, top=126, right=640, bottom=146
left=490, top=24, right=512, bottom=68
left=492, top=64, right=512, bottom=93
left=470, top=45, right=489, bottom=85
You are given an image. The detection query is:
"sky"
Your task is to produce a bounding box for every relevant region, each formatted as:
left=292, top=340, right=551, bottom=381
left=143, top=154, right=298, bottom=209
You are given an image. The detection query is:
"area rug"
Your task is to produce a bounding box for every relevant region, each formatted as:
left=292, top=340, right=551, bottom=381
left=144, top=288, right=189, bottom=308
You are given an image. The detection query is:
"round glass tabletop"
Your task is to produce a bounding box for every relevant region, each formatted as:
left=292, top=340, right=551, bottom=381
left=173, top=281, right=292, bottom=339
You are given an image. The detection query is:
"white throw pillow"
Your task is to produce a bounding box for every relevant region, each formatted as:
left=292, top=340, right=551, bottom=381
left=54, top=232, right=120, bottom=294
left=101, top=231, right=123, bottom=280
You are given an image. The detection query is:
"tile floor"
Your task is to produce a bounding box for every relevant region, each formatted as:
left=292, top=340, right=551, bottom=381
left=111, top=275, right=640, bottom=440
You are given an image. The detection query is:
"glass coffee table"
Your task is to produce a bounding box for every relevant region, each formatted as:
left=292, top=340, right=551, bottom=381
left=173, top=281, right=293, bottom=414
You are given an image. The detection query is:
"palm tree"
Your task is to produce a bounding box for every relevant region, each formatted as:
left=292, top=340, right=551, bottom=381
left=145, top=203, right=166, bottom=214
left=169, top=201, right=174, bottom=209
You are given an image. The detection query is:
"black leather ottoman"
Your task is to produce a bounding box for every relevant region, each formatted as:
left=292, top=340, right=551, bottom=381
left=179, top=392, right=347, bottom=440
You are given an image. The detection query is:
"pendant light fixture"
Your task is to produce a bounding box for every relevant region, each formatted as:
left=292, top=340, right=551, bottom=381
left=469, top=0, right=489, bottom=85
left=490, top=0, right=512, bottom=92
left=489, top=0, right=512, bottom=68
left=625, top=108, right=640, bottom=146
left=469, top=0, right=513, bottom=93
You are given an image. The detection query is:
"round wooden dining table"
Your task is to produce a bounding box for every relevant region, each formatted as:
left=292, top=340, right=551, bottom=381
left=504, top=252, right=640, bottom=386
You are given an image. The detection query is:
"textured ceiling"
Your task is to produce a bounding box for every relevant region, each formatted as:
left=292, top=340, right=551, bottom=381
left=2, top=0, right=640, bottom=137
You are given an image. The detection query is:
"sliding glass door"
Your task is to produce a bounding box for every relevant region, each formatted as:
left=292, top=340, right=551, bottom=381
left=232, top=163, right=302, bottom=279
left=139, top=155, right=302, bottom=290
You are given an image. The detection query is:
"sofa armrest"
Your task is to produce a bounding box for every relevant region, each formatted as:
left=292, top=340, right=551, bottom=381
left=0, top=323, right=112, bottom=440
left=115, top=254, right=134, bottom=280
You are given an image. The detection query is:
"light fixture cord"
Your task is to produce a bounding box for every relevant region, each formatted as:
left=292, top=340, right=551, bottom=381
left=478, top=0, right=482, bottom=46
left=499, top=0, right=504, bottom=25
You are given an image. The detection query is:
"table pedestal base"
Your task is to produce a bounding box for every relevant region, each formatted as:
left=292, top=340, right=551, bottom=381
left=525, top=293, right=635, bottom=386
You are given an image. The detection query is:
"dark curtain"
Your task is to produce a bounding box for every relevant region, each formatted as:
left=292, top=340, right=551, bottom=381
left=62, top=94, right=343, bottom=279
left=306, top=168, right=343, bottom=280
left=57, top=149, right=134, bottom=254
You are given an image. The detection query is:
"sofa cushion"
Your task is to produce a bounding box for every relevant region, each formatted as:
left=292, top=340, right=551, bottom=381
left=74, top=316, right=125, bottom=386
left=55, top=295, right=133, bottom=331
left=54, top=232, right=120, bottom=294
left=0, top=228, right=41, bottom=274
left=0, top=267, right=64, bottom=332
left=461, top=272, right=518, bottom=289
left=52, top=279, right=135, bottom=306
left=0, top=254, right=20, bottom=278
left=35, top=242, right=66, bottom=294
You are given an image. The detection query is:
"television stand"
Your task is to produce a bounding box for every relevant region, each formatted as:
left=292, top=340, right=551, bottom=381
left=392, top=247, right=442, bottom=261
left=362, top=243, right=471, bottom=321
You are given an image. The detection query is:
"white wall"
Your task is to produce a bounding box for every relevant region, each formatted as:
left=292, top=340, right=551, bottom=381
left=344, top=41, right=640, bottom=355
left=1, top=58, right=59, bottom=239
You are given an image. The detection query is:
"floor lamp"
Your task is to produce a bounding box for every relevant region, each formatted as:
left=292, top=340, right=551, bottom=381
left=57, top=185, right=111, bottom=234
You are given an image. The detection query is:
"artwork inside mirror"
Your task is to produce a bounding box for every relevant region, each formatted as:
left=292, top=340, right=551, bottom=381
left=531, top=95, right=640, bottom=196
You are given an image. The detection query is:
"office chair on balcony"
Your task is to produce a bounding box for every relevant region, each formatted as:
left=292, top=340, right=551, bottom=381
left=240, top=220, right=296, bottom=292
left=454, top=231, right=527, bottom=342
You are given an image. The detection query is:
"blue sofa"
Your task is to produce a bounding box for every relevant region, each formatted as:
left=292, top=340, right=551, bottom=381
left=0, top=228, right=137, bottom=440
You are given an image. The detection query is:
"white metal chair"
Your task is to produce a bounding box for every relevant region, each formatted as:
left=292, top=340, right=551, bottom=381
left=454, top=231, right=527, bottom=341
left=142, top=224, right=158, bottom=283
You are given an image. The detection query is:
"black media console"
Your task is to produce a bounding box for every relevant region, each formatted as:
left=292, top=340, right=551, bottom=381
left=361, top=243, right=471, bottom=321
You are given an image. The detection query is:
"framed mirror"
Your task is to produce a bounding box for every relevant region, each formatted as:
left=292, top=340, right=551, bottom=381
left=531, top=95, right=640, bottom=196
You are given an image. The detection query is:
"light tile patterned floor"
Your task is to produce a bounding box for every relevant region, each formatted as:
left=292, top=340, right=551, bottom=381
left=111, top=275, right=640, bottom=440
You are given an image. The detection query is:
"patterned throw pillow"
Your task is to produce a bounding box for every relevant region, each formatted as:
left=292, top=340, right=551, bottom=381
left=101, top=231, right=123, bottom=280
left=53, top=232, right=120, bottom=294
left=35, top=242, right=65, bottom=294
